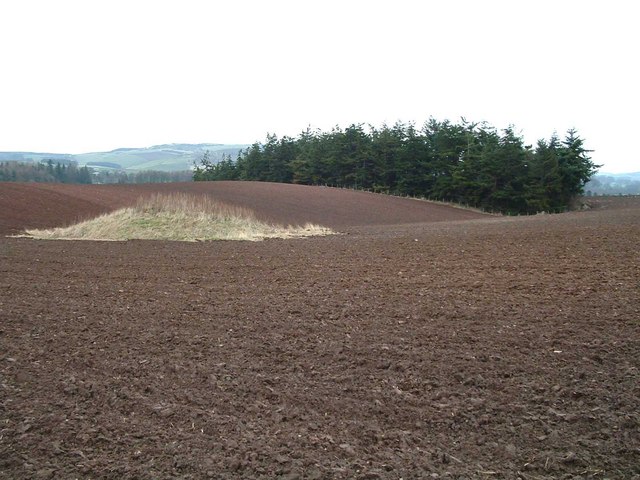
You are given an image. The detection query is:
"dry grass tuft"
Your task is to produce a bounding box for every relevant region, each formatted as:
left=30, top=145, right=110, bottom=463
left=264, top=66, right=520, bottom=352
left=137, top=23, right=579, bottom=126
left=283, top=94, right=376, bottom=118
left=134, top=193, right=255, bottom=219
left=25, top=193, right=333, bottom=242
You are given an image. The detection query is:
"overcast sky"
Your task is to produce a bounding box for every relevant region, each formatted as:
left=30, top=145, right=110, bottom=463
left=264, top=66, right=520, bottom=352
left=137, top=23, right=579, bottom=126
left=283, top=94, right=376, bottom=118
left=1, top=0, right=637, bottom=173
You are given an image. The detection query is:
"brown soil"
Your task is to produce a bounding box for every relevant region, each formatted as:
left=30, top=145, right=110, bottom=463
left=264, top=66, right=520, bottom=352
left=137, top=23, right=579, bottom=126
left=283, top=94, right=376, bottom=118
left=1, top=184, right=639, bottom=479
left=0, top=181, right=486, bottom=236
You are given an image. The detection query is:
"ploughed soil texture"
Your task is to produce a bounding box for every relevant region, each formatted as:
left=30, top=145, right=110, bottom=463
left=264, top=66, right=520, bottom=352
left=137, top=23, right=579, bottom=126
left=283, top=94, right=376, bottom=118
left=0, top=182, right=638, bottom=479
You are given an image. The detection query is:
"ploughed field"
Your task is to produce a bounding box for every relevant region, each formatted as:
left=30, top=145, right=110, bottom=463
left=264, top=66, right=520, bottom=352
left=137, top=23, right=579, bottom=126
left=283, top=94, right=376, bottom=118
left=0, top=182, right=638, bottom=479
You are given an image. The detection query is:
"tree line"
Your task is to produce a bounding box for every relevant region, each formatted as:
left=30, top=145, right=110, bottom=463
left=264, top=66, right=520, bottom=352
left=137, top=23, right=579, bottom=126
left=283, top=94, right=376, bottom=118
left=585, top=175, right=640, bottom=196
left=194, top=119, right=598, bottom=214
left=0, top=159, right=92, bottom=183
left=91, top=169, right=193, bottom=184
left=0, top=160, right=193, bottom=184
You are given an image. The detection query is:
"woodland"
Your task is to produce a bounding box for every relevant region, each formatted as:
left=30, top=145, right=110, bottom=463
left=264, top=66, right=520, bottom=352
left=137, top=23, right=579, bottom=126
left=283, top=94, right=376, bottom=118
left=195, top=119, right=598, bottom=214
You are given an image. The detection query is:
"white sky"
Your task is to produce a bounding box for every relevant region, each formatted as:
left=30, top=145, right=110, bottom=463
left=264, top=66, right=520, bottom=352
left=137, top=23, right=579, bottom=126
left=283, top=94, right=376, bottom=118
left=0, top=0, right=638, bottom=173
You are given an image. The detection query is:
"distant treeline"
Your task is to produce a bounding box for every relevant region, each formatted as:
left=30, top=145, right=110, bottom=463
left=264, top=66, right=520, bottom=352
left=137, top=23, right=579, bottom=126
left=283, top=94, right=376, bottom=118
left=194, top=119, right=598, bottom=214
left=0, top=160, right=92, bottom=183
left=92, top=169, right=193, bottom=184
left=585, top=175, right=640, bottom=196
left=0, top=160, right=193, bottom=184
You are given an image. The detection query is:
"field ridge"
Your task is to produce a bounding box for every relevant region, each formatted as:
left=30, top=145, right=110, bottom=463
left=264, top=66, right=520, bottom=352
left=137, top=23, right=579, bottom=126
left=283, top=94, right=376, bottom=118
left=0, top=181, right=488, bottom=236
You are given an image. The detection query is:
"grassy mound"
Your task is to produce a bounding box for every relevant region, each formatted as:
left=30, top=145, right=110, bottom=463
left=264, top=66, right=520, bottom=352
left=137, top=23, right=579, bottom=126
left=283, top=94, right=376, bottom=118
left=25, top=193, right=333, bottom=242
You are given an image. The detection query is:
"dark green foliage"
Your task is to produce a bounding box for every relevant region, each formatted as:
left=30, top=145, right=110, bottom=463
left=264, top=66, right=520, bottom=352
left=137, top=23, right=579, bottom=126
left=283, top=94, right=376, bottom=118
left=194, top=150, right=240, bottom=181
left=194, top=119, right=599, bottom=214
left=558, top=129, right=598, bottom=201
left=0, top=160, right=93, bottom=184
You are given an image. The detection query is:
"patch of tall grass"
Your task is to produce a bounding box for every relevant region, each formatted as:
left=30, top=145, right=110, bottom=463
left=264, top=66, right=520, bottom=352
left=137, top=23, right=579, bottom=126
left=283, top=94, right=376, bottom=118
left=25, top=193, right=333, bottom=242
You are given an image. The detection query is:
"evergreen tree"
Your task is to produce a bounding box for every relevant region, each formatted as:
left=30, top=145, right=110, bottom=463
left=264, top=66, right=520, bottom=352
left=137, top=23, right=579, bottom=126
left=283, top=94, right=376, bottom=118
left=291, top=127, right=320, bottom=184
left=422, top=119, right=467, bottom=200
left=452, top=123, right=499, bottom=208
left=370, top=123, right=403, bottom=192
left=527, top=136, right=563, bottom=212
left=193, top=119, right=598, bottom=214
left=486, top=127, right=529, bottom=214
left=193, top=150, right=212, bottom=181
left=557, top=129, right=599, bottom=204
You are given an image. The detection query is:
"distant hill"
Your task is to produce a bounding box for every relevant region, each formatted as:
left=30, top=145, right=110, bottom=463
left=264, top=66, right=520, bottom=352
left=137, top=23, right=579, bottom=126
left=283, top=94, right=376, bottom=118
left=0, top=143, right=249, bottom=172
left=0, top=152, right=73, bottom=163
left=586, top=172, right=640, bottom=195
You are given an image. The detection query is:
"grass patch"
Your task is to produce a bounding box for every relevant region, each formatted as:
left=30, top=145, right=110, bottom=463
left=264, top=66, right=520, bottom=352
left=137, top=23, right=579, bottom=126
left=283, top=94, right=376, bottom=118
left=24, top=193, right=333, bottom=242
